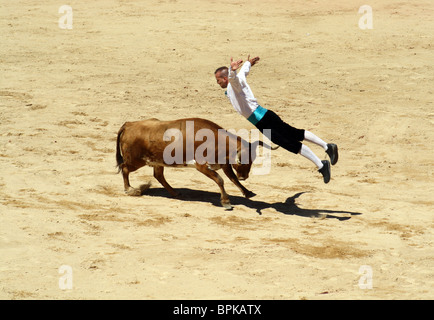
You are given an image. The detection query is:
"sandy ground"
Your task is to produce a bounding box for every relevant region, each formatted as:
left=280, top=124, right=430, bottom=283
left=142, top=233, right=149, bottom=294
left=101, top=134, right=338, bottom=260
left=1, top=0, right=433, bottom=300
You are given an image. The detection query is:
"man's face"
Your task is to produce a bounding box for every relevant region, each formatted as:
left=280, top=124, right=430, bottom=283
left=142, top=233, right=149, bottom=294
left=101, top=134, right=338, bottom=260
left=215, top=71, right=228, bottom=88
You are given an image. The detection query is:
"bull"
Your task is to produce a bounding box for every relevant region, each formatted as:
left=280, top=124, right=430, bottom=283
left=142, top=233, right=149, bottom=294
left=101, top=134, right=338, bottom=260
left=115, top=118, right=276, bottom=209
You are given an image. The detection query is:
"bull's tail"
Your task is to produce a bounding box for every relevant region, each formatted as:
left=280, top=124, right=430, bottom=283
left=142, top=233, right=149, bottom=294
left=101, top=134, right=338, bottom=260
left=116, top=124, right=125, bottom=173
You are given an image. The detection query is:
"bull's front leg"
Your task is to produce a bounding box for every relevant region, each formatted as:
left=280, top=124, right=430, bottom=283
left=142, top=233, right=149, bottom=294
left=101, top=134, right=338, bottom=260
left=195, top=163, right=233, bottom=210
left=222, top=165, right=256, bottom=199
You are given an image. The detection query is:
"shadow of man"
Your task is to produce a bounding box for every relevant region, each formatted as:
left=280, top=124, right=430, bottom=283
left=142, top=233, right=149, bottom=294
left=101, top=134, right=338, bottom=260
left=240, top=191, right=362, bottom=221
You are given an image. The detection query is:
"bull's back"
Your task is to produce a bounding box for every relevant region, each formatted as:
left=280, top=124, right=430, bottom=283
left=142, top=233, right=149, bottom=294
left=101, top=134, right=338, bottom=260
left=122, top=118, right=223, bottom=139
left=119, top=118, right=225, bottom=166
left=120, top=119, right=169, bottom=159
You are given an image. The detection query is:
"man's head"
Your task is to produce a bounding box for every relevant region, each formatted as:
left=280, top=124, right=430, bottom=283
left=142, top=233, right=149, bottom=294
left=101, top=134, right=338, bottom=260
left=214, top=66, right=229, bottom=88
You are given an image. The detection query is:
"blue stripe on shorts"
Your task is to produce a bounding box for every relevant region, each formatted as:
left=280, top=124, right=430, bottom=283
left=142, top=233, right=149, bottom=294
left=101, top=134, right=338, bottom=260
left=247, top=105, right=268, bottom=125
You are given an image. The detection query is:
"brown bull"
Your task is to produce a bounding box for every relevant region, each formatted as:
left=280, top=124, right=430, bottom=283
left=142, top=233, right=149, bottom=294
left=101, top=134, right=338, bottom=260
left=116, top=117, right=274, bottom=209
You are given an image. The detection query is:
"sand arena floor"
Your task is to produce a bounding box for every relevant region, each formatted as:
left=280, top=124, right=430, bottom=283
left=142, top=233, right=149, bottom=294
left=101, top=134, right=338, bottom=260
left=0, top=0, right=433, bottom=299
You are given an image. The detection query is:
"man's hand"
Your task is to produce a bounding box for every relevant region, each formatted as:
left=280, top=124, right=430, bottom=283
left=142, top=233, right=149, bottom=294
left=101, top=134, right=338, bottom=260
left=247, top=55, right=260, bottom=66
left=230, top=57, right=243, bottom=71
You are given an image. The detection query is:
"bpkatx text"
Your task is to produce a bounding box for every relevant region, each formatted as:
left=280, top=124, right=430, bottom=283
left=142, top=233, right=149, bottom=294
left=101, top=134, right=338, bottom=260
left=173, top=304, right=261, bottom=317
left=218, top=304, right=261, bottom=315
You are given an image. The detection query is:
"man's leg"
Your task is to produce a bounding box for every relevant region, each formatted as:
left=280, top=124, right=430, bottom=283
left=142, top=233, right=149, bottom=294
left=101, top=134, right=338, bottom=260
left=304, top=130, right=339, bottom=165
left=304, top=130, right=327, bottom=150
left=299, top=144, right=323, bottom=169
left=256, top=111, right=331, bottom=183
left=299, top=144, right=330, bottom=183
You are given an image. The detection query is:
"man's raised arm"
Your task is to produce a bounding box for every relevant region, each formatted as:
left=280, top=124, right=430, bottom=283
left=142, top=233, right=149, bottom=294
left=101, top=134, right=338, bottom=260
left=248, top=55, right=260, bottom=66
left=240, top=55, right=260, bottom=77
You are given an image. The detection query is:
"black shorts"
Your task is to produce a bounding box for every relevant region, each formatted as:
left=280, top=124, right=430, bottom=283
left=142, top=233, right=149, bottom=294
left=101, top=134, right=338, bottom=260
left=255, top=110, right=305, bottom=154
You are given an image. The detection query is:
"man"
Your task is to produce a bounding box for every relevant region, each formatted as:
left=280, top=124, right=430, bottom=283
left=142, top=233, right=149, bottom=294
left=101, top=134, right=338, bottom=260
left=214, top=56, right=338, bottom=183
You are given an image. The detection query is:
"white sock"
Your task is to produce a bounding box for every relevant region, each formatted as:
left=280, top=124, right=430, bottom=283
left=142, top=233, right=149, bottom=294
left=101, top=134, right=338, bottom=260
left=304, top=131, right=328, bottom=151
left=299, top=144, right=323, bottom=169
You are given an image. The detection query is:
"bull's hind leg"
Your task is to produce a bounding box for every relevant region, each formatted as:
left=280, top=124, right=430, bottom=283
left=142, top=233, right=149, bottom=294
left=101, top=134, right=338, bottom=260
left=195, top=164, right=232, bottom=210
left=153, top=166, right=179, bottom=198
left=121, top=165, right=142, bottom=196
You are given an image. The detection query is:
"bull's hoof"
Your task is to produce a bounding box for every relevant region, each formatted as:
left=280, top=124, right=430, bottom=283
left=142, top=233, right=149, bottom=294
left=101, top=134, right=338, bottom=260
left=245, top=191, right=256, bottom=199
left=125, top=187, right=142, bottom=196
left=139, top=182, right=152, bottom=194
left=170, top=192, right=181, bottom=199
left=221, top=201, right=233, bottom=210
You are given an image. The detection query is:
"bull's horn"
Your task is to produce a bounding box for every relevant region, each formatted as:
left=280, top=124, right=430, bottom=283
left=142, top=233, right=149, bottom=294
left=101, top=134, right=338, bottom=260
left=256, top=140, right=280, bottom=150
left=236, top=149, right=242, bottom=164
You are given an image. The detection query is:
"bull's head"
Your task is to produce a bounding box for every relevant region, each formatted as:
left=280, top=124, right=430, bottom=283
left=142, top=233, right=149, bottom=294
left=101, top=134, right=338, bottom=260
left=232, top=141, right=279, bottom=181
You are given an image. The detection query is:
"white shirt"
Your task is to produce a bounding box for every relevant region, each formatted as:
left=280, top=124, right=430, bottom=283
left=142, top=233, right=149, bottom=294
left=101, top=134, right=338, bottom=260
left=226, top=61, right=260, bottom=119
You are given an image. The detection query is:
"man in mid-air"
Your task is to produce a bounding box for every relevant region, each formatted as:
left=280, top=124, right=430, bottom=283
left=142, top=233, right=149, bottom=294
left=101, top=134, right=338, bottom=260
left=214, top=55, right=338, bottom=183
